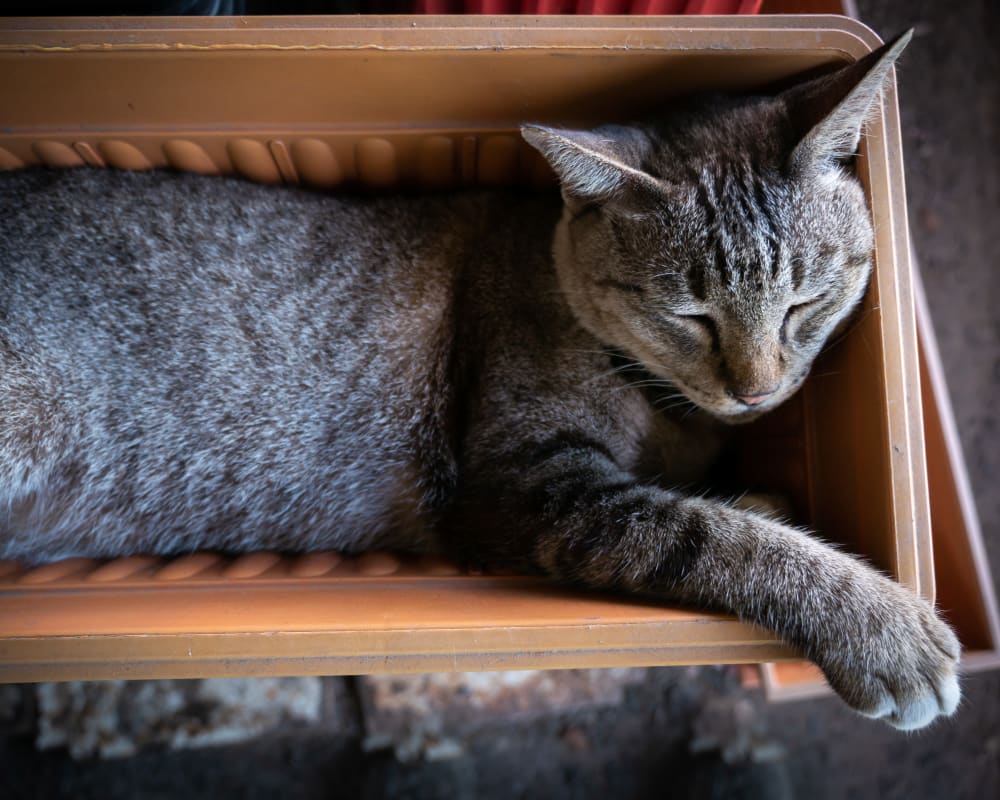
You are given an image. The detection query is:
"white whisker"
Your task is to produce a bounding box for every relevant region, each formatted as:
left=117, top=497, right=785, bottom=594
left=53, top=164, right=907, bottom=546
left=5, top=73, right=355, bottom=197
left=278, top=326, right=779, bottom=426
left=610, top=379, right=671, bottom=393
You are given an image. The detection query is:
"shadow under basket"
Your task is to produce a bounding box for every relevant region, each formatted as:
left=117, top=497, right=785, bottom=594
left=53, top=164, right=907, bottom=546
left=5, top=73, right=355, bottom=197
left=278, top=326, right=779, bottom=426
left=0, top=15, right=993, bottom=683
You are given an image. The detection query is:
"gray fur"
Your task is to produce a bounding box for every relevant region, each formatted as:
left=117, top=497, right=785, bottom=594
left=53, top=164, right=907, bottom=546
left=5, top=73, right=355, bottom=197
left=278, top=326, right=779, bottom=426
left=0, top=31, right=959, bottom=729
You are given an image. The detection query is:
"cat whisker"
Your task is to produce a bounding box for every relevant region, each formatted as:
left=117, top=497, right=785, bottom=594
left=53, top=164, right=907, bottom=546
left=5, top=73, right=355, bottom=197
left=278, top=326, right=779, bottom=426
left=820, top=305, right=880, bottom=354
left=653, top=395, right=695, bottom=413
left=652, top=391, right=689, bottom=403
left=807, top=369, right=842, bottom=381
left=556, top=348, right=627, bottom=358
left=610, top=379, right=673, bottom=393
left=598, top=362, right=639, bottom=375
left=655, top=402, right=693, bottom=414
left=680, top=403, right=702, bottom=420
left=581, top=363, right=645, bottom=385
left=658, top=396, right=690, bottom=409
left=574, top=347, right=642, bottom=360
left=569, top=354, right=647, bottom=384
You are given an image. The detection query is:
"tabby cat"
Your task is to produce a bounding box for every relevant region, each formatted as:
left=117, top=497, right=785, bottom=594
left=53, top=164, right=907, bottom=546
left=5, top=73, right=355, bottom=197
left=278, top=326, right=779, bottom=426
left=0, top=31, right=960, bottom=729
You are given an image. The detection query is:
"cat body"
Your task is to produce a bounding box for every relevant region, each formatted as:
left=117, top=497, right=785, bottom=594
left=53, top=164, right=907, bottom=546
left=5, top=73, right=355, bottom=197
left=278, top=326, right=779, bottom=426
left=0, top=32, right=962, bottom=729
left=0, top=176, right=720, bottom=558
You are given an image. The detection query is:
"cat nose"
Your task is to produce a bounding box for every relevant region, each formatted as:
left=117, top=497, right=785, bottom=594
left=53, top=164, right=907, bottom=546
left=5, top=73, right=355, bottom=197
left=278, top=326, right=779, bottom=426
left=731, top=386, right=778, bottom=406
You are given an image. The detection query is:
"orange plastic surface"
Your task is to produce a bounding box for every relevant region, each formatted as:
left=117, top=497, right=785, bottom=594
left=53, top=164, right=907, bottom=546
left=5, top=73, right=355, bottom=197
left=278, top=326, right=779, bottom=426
left=0, top=553, right=794, bottom=682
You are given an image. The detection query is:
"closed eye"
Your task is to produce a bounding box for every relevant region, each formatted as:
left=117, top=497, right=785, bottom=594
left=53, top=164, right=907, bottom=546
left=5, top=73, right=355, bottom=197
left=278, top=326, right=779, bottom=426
left=780, top=295, right=825, bottom=344
left=671, top=313, right=719, bottom=351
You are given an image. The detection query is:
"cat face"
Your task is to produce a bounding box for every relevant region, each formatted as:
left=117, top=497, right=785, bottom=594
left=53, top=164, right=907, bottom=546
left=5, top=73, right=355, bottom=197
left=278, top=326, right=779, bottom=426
left=537, top=113, right=874, bottom=421
left=525, top=36, right=906, bottom=422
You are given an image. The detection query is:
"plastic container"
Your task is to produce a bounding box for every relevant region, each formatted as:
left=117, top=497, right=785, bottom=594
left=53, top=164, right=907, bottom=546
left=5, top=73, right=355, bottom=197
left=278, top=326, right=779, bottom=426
left=0, top=15, right=946, bottom=681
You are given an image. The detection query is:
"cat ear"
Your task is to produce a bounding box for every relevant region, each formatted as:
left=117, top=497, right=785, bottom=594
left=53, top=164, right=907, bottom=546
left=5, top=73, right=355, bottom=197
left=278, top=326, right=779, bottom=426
left=784, top=29, right=912, bottom=175
left=520, top=124, right=662, bottom=211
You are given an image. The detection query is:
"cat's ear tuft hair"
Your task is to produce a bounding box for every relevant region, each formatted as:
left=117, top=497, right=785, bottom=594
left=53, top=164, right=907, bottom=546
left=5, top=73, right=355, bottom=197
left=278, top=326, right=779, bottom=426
left=521, top=124, right=662, bottom=210
left=784, top=28, right=912, bottom=175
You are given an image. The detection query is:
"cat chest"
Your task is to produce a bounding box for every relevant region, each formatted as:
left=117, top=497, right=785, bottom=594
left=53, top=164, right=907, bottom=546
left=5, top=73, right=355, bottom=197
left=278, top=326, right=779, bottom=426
left=614, top=387, right=729, bottom=488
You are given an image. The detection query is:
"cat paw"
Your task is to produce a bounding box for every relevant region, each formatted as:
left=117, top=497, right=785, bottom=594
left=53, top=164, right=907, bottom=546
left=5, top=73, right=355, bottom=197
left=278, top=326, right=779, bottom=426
left=824, top=589, right=961, bottom=731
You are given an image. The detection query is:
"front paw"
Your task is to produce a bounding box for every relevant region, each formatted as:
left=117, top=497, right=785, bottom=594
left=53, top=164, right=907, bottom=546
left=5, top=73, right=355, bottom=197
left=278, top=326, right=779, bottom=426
left=820, top=585, right=961, bottom=731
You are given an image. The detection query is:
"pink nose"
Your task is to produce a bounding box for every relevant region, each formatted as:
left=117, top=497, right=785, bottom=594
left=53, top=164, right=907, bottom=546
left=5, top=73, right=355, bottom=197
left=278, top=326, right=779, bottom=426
left=732, top=388, right=777, bottom=406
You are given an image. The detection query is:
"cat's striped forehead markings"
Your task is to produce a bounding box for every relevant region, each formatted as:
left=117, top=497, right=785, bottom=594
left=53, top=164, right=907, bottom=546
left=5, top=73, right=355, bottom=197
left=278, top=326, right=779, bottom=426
left=685, top=161, right=791, bottom=297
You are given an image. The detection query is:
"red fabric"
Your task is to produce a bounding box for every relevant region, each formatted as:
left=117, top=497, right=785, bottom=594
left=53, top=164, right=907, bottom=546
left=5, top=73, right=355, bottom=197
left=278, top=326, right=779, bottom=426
left=414, top=0, right=762, bottom=12
left=685, top=0, right=764, bottom=11
left=631, top=1, right=688, bottom=13
left=577, top=0, right=632, bottom=13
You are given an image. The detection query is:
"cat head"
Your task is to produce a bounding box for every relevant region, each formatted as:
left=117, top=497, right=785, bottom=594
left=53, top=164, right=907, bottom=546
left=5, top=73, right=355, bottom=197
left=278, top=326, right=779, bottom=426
left=523, top=31, right=911, bottom=422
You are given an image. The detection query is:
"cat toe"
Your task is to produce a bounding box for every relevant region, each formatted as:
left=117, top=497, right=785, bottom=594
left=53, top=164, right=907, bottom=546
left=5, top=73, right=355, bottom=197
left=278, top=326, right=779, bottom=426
left=933, top=671, right=962, bottom=720
left=858, top=660, right=961, bottom=731
left=854, top=678, right=895, bottom=721
left=932, top=625, right=962, bottom=662
left=837, top=600, right=962, bottom=731
left=889, top=670, right=961, bottom=731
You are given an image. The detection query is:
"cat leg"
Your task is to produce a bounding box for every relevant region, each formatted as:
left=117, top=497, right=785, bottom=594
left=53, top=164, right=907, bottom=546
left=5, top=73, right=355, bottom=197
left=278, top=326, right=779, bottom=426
left=447, top=438, right=960, bottom=731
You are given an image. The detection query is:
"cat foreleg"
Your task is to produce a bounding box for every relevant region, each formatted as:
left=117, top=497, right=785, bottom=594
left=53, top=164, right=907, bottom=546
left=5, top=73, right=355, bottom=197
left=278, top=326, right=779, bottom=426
left=450, top=444, right=960, bottom=731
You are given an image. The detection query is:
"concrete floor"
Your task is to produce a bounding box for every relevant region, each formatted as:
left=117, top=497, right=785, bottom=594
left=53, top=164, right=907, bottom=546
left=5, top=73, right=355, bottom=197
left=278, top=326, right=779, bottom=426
left=1, top=1, right=998, bottom=797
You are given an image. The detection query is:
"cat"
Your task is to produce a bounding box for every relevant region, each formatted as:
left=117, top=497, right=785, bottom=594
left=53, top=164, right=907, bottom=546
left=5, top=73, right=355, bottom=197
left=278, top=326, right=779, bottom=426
left=0, top=30, right=960, bottom=730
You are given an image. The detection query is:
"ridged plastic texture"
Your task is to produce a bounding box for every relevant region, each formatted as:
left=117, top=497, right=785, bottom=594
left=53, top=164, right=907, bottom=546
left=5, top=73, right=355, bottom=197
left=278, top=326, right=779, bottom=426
left=0, top=551, right=461, bottom=586
left=0, top=133, right=552, bottom=190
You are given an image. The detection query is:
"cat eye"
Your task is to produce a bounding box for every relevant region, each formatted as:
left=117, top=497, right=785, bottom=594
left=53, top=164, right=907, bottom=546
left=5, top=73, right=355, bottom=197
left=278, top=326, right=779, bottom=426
left=671, top=313, right=720, bottom=350
left=780, top=296, right=825, bottom=344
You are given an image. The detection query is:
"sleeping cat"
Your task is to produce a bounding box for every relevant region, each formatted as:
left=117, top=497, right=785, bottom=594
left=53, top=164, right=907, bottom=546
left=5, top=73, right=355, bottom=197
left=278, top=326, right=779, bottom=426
left=0, top=30, right=960, bottom=729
